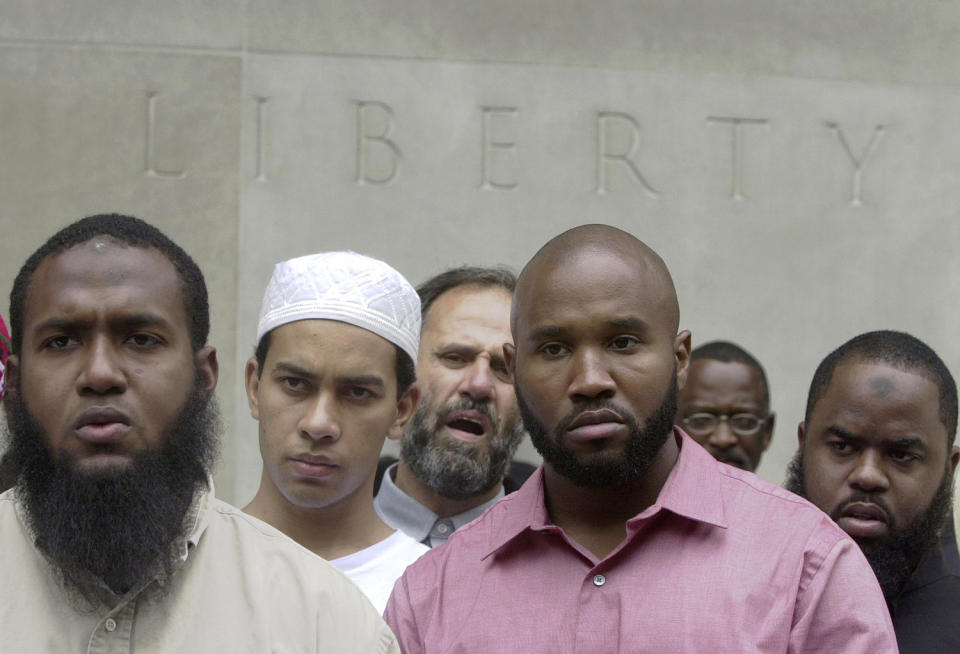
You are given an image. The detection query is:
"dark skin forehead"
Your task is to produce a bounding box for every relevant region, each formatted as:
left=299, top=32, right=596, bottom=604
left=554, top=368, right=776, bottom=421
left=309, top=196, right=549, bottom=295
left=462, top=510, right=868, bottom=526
left=513, top=224, right=680, bottom=335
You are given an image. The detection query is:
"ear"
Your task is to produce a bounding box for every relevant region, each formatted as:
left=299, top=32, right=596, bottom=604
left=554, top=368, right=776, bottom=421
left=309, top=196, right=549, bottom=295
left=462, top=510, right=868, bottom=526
left=388, top=385, right=420, bottom=440
left=195, top=346, right=218, bottom=399
left=674, top=331, right=692, bottom=391
left=244, top=357, right=262, bottom=420
left=503, top=342, right=516, bottom=377
left=797, top=421, right=806, bottom=448
left=3, top=354, right=19, bottom=398
left=949, top=444, right=960, bottom=475
left=761, top=412, right=776, bottom=452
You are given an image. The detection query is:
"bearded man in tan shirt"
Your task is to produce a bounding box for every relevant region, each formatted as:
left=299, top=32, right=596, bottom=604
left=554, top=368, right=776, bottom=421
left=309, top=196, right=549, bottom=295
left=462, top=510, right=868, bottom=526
left=0, top=214, right=398, bottom=653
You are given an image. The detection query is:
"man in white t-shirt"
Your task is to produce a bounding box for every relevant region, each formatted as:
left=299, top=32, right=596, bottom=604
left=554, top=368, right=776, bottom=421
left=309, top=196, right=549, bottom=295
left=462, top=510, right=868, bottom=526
left=244, top=251, right=428, bottom=612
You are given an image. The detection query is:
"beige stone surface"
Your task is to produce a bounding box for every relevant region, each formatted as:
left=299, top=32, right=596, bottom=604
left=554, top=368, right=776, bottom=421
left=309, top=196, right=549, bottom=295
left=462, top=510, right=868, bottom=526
left=1, top=0, right=243, bottom=49
left=2, top=3, right=960, bottom=505
left=0, top=46, right=242, bottom=496
left=232, top=52, right=960, bottom=500
left=246, top=0, right=960, bottom=87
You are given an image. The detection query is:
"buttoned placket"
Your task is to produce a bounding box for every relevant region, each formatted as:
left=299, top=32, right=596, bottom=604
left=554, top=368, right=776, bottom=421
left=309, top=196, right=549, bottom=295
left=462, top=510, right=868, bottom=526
left=84, top=596, right=138, bottom=654
left=430, top=518, right=456, bottom=544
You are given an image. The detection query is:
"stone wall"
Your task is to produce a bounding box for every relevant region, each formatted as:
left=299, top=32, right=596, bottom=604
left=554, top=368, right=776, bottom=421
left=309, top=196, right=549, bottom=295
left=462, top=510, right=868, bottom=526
left=2, top=2, right=959, bottom=504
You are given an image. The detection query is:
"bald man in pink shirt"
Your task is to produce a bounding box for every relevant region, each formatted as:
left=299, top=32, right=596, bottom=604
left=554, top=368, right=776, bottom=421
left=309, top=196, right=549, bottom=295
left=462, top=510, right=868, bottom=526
left=385, top=225, right=896, bottom=653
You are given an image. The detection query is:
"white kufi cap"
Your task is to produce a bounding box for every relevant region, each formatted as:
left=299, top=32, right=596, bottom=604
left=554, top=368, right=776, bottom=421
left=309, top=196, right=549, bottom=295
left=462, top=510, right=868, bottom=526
left=256, top=251, right=420, bottom=362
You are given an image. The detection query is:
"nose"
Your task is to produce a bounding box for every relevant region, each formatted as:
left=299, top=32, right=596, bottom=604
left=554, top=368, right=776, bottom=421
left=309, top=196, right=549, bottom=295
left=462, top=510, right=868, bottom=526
left=848, top=450, right=890, bottom=494
left=568, top=348, right=616, bottom=401
left=299, top=393, right=341, bottom=442
left=707, top=419, right=738, bottom=449
left=76, top=336, right=126, bottom=395
left=458, top=357, right=497, bottom=402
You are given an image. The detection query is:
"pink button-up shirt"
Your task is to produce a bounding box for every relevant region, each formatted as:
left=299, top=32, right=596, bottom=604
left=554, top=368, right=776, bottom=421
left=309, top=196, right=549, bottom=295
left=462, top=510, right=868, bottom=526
left=385, top=430, right=897, bottom=654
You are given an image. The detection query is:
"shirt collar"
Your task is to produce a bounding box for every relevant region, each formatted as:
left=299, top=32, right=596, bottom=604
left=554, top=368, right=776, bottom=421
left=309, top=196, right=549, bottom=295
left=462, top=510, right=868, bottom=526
left=649, top=429, right=729, bottom=530
left=899, top=543, right=954, bottom=599
left=182, top=476, right=214, bottom=555
left=374, top=463, right=504, bottom=543
left=483, top=428, right=728, bottom=558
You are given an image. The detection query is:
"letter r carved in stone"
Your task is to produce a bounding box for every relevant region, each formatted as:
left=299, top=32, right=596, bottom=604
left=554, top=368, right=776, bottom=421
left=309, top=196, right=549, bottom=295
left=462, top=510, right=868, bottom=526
left=595, top=112, right=660, bottom=198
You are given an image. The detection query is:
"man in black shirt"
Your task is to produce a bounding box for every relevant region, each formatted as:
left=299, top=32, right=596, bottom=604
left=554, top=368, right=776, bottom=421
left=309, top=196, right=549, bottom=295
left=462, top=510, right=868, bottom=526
left=787, top=330, right=960, bottom=653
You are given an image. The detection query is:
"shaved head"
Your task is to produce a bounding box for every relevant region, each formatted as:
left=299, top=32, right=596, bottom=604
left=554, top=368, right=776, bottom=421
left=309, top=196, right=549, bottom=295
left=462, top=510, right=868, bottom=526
left=513, top=224, right=680, bottom=336
left=506, top=223, right=689, bottom=490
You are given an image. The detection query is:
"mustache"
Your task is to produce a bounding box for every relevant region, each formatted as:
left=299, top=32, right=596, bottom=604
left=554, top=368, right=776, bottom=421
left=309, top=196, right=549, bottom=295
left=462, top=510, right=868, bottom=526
left=555, top=399, right=637, bottom=436
left=831, top=493, right=894, bottom=525
left=436, top=397, right=498, bottom=432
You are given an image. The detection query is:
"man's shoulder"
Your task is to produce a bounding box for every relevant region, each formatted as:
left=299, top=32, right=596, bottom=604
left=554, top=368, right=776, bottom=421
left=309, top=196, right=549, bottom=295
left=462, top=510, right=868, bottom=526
left=893, top=565, right=960, bottom=652
left=397, top=487, right=526, bottom=580
left=0, top=489, right=28, bottom=546
left=713, top=463, right=847, bottom=544
left=201, top=498, right=360, bottom=585
left=196, top=498, right=400, bottom=648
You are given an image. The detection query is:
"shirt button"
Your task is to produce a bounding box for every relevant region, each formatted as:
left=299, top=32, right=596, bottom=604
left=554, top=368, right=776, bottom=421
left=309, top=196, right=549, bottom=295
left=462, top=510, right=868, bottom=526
left=436, top=522, right=450, bottom=534
left=593, top=574, right=606, bottom=587
left=104, top=618, right=117, bottom=632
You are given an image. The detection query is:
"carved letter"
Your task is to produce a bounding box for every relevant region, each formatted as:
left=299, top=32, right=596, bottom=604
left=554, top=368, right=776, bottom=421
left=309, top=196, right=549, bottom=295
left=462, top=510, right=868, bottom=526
left=254, top=97, right=269, bottom=182
left=706, top=116, right=770, bottom=200
left=144, top=92, right=186, bottom=179
left=825, top=122, right=886, bottom=207
left=481, top=106, right=518, bottom=190
left=354, top=101, right=401, bottom=186
left=595, top=112, right=659, bottom=198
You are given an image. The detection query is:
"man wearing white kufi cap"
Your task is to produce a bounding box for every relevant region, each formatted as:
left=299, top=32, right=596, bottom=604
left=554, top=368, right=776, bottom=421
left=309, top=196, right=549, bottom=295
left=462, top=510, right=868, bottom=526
left=244, top=251, right=428, bottom=613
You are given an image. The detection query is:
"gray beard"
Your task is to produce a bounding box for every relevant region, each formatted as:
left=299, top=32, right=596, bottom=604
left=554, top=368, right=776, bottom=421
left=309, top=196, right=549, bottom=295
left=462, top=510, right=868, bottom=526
left=4, top=381, right=219, bottom=596
left=400, top=396, right=523, bottom=500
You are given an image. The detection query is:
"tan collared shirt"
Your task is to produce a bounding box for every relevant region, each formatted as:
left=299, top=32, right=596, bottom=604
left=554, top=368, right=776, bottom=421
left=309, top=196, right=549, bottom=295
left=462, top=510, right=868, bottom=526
left=0, top=486, right=399, bottom=653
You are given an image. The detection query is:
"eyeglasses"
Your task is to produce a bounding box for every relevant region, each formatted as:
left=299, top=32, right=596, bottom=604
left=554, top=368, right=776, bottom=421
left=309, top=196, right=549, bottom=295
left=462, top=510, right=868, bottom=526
left=681, top=413, right=767, bottom=438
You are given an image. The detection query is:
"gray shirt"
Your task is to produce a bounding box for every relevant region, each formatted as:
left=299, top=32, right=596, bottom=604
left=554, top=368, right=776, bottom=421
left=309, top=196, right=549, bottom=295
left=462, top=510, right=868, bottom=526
left=374, top=463, right=504, bottom=547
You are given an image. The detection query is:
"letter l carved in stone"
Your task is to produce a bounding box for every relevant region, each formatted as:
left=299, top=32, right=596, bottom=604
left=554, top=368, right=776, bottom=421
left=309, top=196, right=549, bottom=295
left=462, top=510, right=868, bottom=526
left=144, top=92, right=186, bottom=179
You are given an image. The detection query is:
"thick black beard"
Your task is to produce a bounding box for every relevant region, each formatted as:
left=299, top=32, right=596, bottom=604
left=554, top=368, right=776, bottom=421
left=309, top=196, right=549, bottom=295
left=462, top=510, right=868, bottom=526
left=4, top=380, right=219, bottom=596
left=400, top=396, right=524, bottom=500
left=785, top=450, right=952, bottom=602
left=519, top=371, right=678, bottom=488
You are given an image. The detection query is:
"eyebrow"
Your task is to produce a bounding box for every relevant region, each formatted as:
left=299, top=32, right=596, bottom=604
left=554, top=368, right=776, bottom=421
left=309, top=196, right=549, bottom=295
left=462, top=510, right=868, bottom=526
left=340, top=375, right=386, bottom=389
left=435, top=343, right=478, bottom=355
left=526, top=325, right=566, bottom=343
left=888, top=437, right=926, bottom=450
left=825, top=425, right=858, bottom=441
left=825, top=427, right=927, bottom=450
left=606, top=316, right=651, bottom=332
left=32, top=312, right=171, bottom=335
left=272, top=362, right=316, bottom=379
left=272, top=362, right=386, bottom=389
left=526, top=316, right=650, bottom=343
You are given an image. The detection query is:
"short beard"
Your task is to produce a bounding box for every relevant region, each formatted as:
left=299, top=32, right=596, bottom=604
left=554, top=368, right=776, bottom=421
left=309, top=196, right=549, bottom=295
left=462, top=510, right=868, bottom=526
left=4, top=378, right=220, bottom=596
left=400, top=396, right=524, bottom=500
left=785, top=450, right=952, bottom=602
left=519, top=370, right=678, bottom=488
